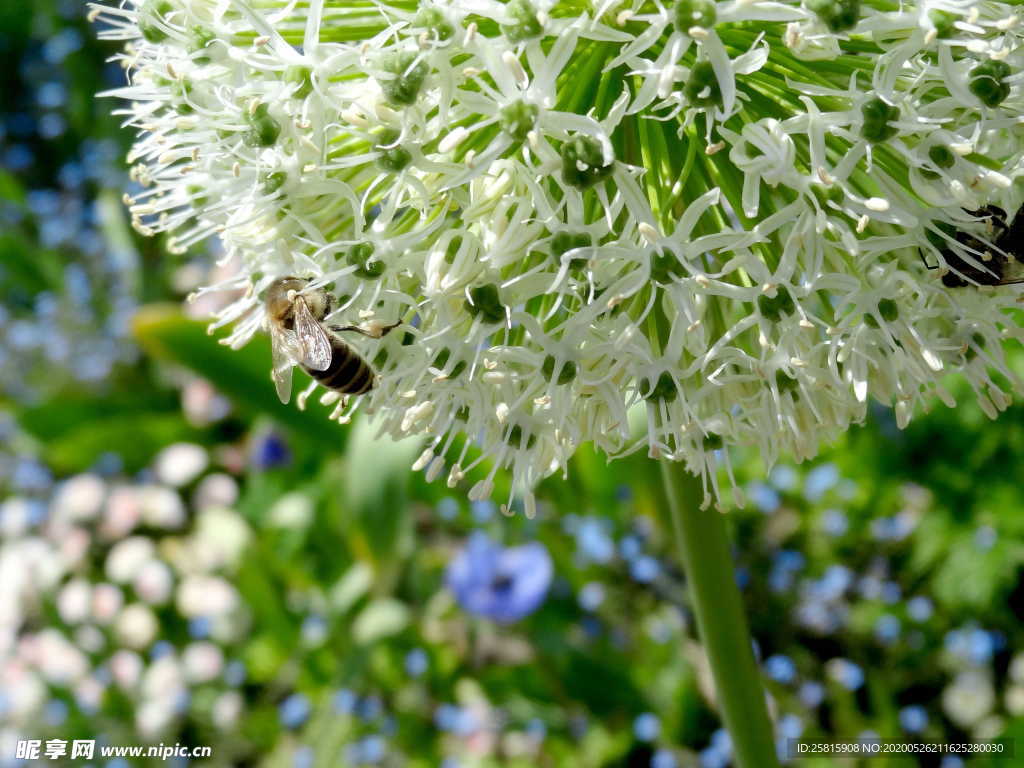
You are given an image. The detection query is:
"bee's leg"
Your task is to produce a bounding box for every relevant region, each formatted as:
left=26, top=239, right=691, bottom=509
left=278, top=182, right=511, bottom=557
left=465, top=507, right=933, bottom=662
left=330, top=321, right=402, bottom=339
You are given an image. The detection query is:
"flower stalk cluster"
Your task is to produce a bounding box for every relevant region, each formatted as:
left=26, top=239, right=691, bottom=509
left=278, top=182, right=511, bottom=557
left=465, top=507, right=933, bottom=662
left=94, top=0, right=1024, bottom=508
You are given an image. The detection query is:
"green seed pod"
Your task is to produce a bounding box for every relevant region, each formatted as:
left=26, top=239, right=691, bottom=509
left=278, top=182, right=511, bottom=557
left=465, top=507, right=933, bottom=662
left=466, top=283, right=506, bottom=324
left=502, top=0, right=543, bottom=42
left=683, top=61, right=722, bottom=108
left=806, top=0, right=860, bottom=33
left=378, top=52, right=429, bottom=106
left=243, top=103, right=281, bottom=147
left=878, top=298, right=899, bottom=322
left=651, top=248, right=687, bottom=284
left=757, top=286, right=795, bottom=320
left=928, top=145, right=955, bottom=170
left=139, top=0, right=174, bottom=43
left=189, top=26, right=215, bottom=62
left=674, top=0, right=717, bottom=31
left=968, top=60, right=1012, bottom=108
left=347, top=242, right=385, bottom=279
left=413, top=7, right=455, bottom=40
left=703, top=432, right=723, bottom=450
left=500, top=101, right=539, bottom=145
left=860, top=97, right=900, bottom=143
left=260, top=171, right=287, bottom=196
left=374, top=129, right=412, bottom=173
left=643, top=371, right=679, bottom=402
left=775, top=370, right=799, bottom=393
left=542, top=355, right=577, bottom=385
left=560, top=135, right=614, bottom=189
left=286, top=66, right=314, bottom=99
left=551, top=231, right=592, bottom=269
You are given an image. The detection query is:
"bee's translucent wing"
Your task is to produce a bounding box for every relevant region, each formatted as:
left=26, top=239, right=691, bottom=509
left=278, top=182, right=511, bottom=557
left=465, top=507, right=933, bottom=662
left=269, top=324, right=300, bottom=404
left=294, top=297, right=332, bottom=371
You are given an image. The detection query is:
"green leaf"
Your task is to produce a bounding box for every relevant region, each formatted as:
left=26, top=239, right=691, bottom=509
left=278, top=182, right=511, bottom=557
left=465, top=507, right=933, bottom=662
left=342, top=415, right=420, bottom=564
left=352, top=598, right=410, bottom=644
left=132, top=304, right=346, bottom=449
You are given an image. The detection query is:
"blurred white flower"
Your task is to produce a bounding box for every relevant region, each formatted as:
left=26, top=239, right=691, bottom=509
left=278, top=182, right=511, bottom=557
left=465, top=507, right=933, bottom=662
left=56, top=579, right=93, bottom=625
left=269, top=492, right=313, bottom=529
left=91, top=583, right=125, bottom=625
left=101, top=485, right=142, bottom=538
left=193, top=472, right=239, bottom=511
left=213, top=690, right=243, bottom=730
left=182, top=641, right=224, bottom=683
left=50, top=474, right=106, bottom=525
left=154, top=442, right=209, bottom=487
left=106, top=536, right=157, bottom=583
left=134, top=559, right=174, bottom=605
left=139, top=485, right=186, bottom=529
left=110, top=649, right=145, bottom=690
left=177, top=574, right=239, bottom=618
left=31, top=629, right=89, bottom=685
left=116, top=603, right=158, bottom=649
left=943, top=669, right=995, bottom=728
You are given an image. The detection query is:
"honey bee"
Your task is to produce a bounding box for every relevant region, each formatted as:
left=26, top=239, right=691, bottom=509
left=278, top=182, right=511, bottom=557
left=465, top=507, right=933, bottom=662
left=923, top=206, right=1024, bottom=288
left=264, top=276, right=398, bottom=404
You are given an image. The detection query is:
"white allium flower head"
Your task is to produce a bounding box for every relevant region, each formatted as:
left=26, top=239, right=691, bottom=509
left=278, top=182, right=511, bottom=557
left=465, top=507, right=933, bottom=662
left=94, top=0, right=1024, bottom=508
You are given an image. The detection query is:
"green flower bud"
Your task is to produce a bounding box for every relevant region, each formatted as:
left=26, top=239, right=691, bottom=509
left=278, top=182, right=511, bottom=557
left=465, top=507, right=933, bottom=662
left=928, top=9, right=958, bottom=39
left=445, top=235, right=463, bottom=263
left=502, top=0, right=543, bottom=42
left=139, top=0, right=174, bottom=43
left=775, top=370, right=799, bottom=393
left=286, top=66, right=314, bottom=99
left=860, top=97, right=900, bottom=143
left=413, top=7, right=455, bottom=40
left=171, top=79, right=193, bottom=114
left=683, top=61, right=722, bottom=108
left=642, top=371, right=679, bottom=402
left=189, top=26, right=215, bottom=62
left=500, top=100, right=539, bottom=145
left=243, top=103, right=281, bottom=147
left=560, top=135, right=614, bottom=189
left=261, top=171, right=287, bottom=196
left=968, top=60, right=1012, bottom=108
left=465, top=283, right=506, bottom=324
left=757, top=286, right=795, bottom=320
left=347, top=242, right=385, bottom=279
left=378, top=52, right=429, bottom=107
left=806, top=0, right=860, bottom=33
left=374, top=129, right=412, bottom=173
left=674, top=0, right=717, bottom=31
left=542, top=355, right=577, bottom=385
left=551, top=231, right=592, bottom=269
left=651, top=248, right=687, bottom=284
left=928, top=145, right=955, bottom=170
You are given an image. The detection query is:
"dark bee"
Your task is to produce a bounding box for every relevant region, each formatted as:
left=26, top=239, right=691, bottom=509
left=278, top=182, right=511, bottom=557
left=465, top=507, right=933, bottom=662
left=264, top=276, right=398, bottom=403
left=922, top=205, right=1024, bottom=287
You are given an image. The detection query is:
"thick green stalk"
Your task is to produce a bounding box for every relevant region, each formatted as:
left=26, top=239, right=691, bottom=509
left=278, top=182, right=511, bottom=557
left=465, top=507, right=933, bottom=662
left=659, top=461, right=780, bottom=768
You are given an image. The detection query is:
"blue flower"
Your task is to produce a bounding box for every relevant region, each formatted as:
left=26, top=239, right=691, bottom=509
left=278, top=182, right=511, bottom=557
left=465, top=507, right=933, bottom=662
left=765, top=654, right=797, bottom=684
left=404, top=648, right=428, bottom=678
left=633, top=712, right=660, bottom=742
left=651, top=749, right=677, bottom=768
left=898, top=705, right=928, bottom=734
left=251, top=431, right=291, bottom=470
left=575, top=518, right=615, bottom=563
left=279, top=693, right=311, bottom=729
left=446, top=531, right=552, bottom=623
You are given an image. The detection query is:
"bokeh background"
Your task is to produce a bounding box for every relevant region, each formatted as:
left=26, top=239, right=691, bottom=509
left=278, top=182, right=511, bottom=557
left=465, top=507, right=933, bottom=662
left=3, top=3, right=1024, bottom=767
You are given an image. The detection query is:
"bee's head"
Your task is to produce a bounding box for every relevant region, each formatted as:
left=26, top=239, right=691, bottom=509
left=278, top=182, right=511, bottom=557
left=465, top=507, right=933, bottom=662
left=265, top=276, right=310, bottom=324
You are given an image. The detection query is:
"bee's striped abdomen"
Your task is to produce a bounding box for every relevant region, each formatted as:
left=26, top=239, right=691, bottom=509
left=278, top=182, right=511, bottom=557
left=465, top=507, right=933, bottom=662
left=304, top=338, right=375, bottom=395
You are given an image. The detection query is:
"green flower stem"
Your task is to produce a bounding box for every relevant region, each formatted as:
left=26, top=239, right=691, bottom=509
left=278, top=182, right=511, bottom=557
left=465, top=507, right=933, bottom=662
left=659, top=461, right=780, bottom=768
